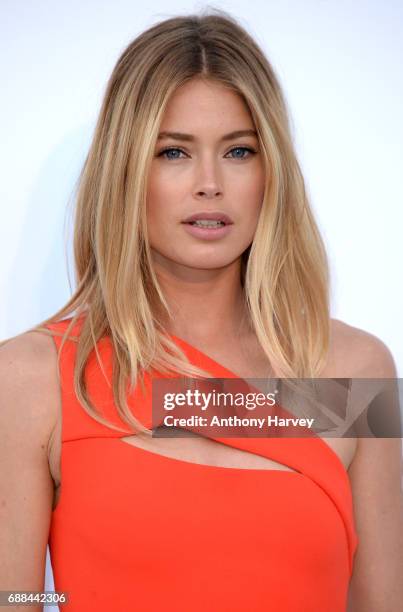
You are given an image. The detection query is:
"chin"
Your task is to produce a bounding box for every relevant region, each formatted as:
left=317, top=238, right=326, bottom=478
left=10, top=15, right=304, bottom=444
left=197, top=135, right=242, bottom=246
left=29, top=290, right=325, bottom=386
left=150, top=247, right=242, bottom=271
left=182, top=257, right=242, bottom=271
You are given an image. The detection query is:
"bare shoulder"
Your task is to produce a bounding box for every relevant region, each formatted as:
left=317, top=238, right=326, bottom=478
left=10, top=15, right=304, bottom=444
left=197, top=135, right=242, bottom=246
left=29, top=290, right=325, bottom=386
left=328, top=321, right=403, bottom=608
left=0, top=329, right=61, bottom=454
left=0, top=330, right=63, bottom=589
left=328, top=318, right=396, bottom=377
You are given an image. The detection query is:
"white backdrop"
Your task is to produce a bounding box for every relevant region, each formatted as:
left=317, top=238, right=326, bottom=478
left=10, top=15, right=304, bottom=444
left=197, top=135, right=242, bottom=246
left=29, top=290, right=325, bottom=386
left=1, top=0, right=402, bottom=604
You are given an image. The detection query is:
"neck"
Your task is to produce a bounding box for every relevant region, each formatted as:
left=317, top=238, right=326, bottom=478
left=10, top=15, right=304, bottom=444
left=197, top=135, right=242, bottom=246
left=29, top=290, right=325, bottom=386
left=151, top=255, right=251, bottom=343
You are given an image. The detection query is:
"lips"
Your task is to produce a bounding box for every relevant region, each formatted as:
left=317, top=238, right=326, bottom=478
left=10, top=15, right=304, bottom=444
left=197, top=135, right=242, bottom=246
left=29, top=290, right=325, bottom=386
left=182, top=211, right=233, bottom=225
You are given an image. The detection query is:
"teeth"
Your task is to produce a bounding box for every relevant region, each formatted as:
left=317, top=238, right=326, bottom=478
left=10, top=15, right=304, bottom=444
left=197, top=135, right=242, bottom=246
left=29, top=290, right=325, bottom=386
left=191, top=220, right=225, bottom=227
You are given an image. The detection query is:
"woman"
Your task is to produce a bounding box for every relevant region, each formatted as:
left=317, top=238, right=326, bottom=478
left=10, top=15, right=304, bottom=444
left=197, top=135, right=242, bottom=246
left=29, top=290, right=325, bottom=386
left=1, top=9, right=401, bottom=612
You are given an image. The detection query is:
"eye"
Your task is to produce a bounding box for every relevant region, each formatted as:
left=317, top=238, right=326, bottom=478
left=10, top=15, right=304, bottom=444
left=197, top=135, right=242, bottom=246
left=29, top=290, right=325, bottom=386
left=156, top=146, right=257, bottom=161
left=157, top=147, right=187, bottom=160
left=226, top=146, right=256, bottom=160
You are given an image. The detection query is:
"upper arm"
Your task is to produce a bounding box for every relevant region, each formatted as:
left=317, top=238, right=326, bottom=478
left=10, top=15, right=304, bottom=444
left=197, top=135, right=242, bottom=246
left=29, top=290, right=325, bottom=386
left=347, top=334, right=403, bottom=611
left=0, top=331, right=60, bottom=597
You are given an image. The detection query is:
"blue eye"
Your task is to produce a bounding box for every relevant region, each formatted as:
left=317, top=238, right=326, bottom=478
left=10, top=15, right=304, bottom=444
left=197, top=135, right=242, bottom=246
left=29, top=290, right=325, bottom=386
left=227, top=146, right=255, bottom=159
left=158, top=147, right=186, bottom=160
left=157, top=146, right=256, bottom=161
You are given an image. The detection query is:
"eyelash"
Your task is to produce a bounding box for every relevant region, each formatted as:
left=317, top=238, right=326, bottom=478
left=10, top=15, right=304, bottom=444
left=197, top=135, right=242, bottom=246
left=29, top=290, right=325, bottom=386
left=157, top=146, right=257, bottom=161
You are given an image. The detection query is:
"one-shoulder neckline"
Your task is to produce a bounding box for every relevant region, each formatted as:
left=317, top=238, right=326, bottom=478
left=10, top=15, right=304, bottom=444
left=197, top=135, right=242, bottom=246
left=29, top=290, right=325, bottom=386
left=49, top=321, right=351, bottom=478
left=168, top=332, right=351, bottom=478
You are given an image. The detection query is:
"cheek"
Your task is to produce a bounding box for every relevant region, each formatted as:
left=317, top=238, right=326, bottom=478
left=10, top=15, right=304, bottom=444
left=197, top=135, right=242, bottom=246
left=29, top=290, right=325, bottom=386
left=238, top=175, right=265, bottom=226
left=146, top=176, right=163, bottom=222
left=234, top=160, right=265, bottom=201
left=146, top=185, right=171, bottom=238
left=146, top=178, right=183, bottom=251
left=146, top=171, right=188, bottom=224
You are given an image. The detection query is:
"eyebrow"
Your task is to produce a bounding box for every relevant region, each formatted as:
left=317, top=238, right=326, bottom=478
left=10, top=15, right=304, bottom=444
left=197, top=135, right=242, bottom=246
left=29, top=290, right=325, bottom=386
left=157, top=129, right=258, bottom=142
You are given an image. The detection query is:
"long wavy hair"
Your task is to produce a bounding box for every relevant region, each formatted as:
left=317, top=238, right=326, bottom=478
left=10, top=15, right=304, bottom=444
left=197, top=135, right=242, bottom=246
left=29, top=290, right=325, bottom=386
left=2, top=9, right=330, bottom=434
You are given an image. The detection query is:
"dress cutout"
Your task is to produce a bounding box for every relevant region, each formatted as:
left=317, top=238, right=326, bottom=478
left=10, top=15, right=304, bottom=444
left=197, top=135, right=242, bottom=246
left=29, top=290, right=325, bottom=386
left=46, top=317, right=358, bottom=611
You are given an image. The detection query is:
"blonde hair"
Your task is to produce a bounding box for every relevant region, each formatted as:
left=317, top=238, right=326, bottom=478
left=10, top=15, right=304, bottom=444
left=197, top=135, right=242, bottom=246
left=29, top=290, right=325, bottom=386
left=2, top=8, right=330, bottom=434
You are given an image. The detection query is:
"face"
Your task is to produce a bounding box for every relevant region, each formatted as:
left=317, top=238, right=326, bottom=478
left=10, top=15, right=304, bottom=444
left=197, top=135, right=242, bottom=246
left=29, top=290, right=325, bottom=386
left=146, top=78, right=265, bottom=278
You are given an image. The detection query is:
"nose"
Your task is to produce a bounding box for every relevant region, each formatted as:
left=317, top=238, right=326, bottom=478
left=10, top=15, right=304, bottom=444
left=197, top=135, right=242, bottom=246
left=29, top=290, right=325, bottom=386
left=193, top=158, right=223, bottom=199
left=195, top=186, right=222, bottom=198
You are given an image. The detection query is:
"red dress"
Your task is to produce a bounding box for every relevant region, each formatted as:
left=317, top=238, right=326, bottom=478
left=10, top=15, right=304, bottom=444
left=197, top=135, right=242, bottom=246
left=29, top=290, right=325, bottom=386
left=46, top=317, right=358, bottom=611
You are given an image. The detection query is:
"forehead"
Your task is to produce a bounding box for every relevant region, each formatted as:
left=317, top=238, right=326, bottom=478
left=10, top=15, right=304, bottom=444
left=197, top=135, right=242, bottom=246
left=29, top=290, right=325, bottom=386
left=160, top=78, right=255, bottom=132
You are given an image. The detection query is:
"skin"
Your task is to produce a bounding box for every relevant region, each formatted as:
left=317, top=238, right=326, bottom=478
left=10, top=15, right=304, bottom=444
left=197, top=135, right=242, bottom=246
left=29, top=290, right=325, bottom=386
left=146, top=77, right=265, bottom=345
left=143, top=76, right=403, bottom=610
left=0, top=77, right=401, bottom=611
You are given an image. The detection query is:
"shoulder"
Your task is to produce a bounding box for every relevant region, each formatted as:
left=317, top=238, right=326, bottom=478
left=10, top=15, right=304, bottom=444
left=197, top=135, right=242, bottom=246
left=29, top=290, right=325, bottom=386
left=329, top=321, right=403, bottom=607
left=0, top=330, right=61, bottom=447
left=327, top=318, right=397, bottom=377
left=0, top=328, right=60, bottom=382
left=0, top=331, right=62, bottom=587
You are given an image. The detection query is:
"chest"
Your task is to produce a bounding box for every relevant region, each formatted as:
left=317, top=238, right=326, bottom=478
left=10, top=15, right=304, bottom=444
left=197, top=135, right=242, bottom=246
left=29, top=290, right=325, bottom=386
left=49, top=336, right=358, bottom=510
left=48, top=437, right=353, bottom=611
